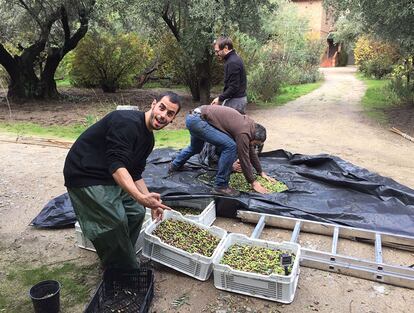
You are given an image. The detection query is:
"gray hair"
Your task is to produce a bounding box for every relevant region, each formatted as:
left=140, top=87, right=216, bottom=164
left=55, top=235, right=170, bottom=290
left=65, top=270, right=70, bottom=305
left=253, top=123, right=267, bottom=142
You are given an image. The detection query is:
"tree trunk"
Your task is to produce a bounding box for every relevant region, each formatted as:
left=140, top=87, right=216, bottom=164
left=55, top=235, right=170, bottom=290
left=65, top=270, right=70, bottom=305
left=1, top=4, right=92, bottom=100
left=7, top=61, right=60, bottom=99
left=7, top=65, right=41, bottom=99
left=196, top=54, right=212, bottom=104
left=101, top=81, right=117, bottom=93
left=188, top=77, right=200, bottom=101
left=40, top=50, right=61, bottom=98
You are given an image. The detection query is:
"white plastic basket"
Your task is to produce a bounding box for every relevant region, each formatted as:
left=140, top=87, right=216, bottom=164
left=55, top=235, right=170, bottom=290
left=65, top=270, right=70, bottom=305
left=213, top=233, right=301, bottom=303
left=143, top=210, right=227, bottom=281
left=146, top=198, right=216, bottom=226
left=116, top=105, right=139, bottom=110
left=75, top=213, right=151, bottom=254
left=75, top=221, right=96, bottom=252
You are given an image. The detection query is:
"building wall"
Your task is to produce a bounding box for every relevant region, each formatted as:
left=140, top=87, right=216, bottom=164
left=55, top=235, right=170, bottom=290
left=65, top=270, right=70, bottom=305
left=291, top=0, right=338, bottom=67
left=291, top=0, right=334, bottom=38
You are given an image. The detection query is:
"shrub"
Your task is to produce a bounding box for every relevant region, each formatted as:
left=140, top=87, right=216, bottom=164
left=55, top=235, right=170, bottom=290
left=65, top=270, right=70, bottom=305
left=247, top=0, right=324, bottom=102
left=155, top=32, right=223, bottom=88
left=248, top=43, right=285, bottom=102
left=354, top=35, right=399, bottom=79
left=55, top=52, right=75, bottom=82
left=71, top=32, right=153, bottom=92
left=389, top=58, right=414, bottom=105
left=0, top=66, right=10, bottom=87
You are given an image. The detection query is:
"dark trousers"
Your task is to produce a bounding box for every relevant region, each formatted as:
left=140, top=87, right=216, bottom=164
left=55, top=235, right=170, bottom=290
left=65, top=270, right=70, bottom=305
left=68, top=185, right=145, bottom=269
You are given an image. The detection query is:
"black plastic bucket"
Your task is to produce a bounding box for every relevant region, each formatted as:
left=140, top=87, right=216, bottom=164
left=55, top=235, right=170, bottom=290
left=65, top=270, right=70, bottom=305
left=29, top=280, right=61, bottom=313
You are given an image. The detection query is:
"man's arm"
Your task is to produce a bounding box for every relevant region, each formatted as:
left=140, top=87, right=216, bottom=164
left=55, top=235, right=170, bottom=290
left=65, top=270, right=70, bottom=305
left=236, top=136, right=269, bottom=194
left=134, top=178, right=166, bottom=221
left=112, top=167, right=171, bottom=212
left=249, top=146, right=276, bottom=185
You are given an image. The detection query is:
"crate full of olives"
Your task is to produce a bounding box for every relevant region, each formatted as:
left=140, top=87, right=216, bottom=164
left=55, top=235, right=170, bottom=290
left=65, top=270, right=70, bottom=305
left=143, top=210, right=227, bottom=281
left=212, top=233, right=301, bottom=303
left=146, top=197, right=216, bottom=226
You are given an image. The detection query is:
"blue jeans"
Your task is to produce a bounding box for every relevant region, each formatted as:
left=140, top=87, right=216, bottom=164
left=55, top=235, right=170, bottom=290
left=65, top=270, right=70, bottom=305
left=172, top=113, right=237, bottom=187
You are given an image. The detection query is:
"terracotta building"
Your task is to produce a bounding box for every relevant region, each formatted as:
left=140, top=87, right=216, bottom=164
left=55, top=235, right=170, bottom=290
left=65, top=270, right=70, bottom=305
left=291, top=0, right=343, bottom=67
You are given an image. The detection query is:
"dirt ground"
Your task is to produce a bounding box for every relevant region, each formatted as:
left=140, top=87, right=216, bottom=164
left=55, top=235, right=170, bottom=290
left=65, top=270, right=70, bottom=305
left=0, top=67, right=413, bottom=313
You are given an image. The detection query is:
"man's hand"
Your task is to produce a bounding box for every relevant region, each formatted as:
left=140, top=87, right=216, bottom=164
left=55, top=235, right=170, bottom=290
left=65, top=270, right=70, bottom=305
left=211, top=97, right=220, bottom=105
left=260, top=172, right=277, bottom=183
left=140, top=192, right=171, bottom=211
left=232, top=160, right=242, bottom=172
left=252, top=181, right=269, bottom=194
left=151, top=207, right=166, bottom=222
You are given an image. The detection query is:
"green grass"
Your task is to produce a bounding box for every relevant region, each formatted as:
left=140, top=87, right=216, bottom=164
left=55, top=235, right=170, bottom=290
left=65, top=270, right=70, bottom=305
left=255, top=81, right=323, bottom=107
left=0, top=121, right=86, bottom=140
left=0, top=121, right=189, bottom=149
left=357, top=73, right=393, bottom=123
left=1, top=262, right=100, bottom=313
left=155, top=129, right=189, bottom=149
left=56, top=78, right=72, bottom=87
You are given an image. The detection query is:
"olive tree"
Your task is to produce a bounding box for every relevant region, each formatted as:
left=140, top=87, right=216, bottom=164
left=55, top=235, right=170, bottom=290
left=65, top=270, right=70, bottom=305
left=135, top=0, right=270, bottom=103
left=324, top=0, right=414, bottom=94
left=324, top=0, right=414, bottom=55
left=0, top=0, right=95, bottom=99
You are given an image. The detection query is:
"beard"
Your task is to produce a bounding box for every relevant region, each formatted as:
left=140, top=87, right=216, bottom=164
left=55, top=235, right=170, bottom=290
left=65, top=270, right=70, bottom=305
left=150, top=111, right=168, bottom=129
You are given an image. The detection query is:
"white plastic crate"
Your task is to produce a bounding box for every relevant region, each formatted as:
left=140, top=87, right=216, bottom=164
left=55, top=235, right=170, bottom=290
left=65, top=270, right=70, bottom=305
left=142, top=210, right=227, bottom=281
left=146, top=198, right=216, bottom=226
left=116, top=105, right=139, bottom=110
left=75, top=213, right=151, bottom=254
left=213, top=233, right=301, bottom=304
left=75, top=221, right=96, bottom=252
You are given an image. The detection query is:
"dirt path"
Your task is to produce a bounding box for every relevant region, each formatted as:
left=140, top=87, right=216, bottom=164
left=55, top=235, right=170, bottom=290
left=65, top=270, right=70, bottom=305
left=250, top=67, right=414, bottom=189
left=1, top=67, right=413, bottom=312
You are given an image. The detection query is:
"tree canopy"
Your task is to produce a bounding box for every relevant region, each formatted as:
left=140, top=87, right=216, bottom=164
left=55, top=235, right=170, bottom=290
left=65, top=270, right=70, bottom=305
left=133, top=0, right=273, bottom=102
left=0, top=0, right=95, bottom=99
left=324, top=0, right=414, bottom=55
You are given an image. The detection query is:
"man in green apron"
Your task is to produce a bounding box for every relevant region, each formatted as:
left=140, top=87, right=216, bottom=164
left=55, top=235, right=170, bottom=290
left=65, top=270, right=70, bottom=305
left=64, top=92, right=181, bottom=269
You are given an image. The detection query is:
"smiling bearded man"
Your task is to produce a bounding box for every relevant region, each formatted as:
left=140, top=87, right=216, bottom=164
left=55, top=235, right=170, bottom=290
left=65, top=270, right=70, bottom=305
left=63, top=91, right=181, bottom=270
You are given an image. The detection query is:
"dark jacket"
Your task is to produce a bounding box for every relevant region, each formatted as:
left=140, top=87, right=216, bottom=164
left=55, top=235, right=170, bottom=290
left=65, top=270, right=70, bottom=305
left=64, top=110, right=154, bottom=187
left=219, top=50, right=247, bottom=102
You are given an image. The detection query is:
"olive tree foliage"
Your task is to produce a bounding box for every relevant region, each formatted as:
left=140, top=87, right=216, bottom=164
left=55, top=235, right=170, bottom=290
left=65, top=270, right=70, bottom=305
left=134, top=0, right=271, bottom=103
left=323, top=0, right=414, bottom=55
left=70, top=32, right=154, bottom=92
left=0, top=0, right=95, bottom=99
left=330, top=14, right=364, bottom=53
left=247, top=0, right=324, bottom=102
left=324, top=0, right=414, bottom=100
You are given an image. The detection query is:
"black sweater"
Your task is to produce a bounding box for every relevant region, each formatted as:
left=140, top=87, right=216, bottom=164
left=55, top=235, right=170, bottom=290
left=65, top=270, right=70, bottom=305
left=219, top=50, right=247, bottom=102
left=64, top=110, right=154, bottom=187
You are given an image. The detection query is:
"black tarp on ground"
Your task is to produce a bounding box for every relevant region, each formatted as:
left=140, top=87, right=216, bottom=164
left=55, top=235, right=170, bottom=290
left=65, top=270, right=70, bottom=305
left=30, top=193, right=76, bottom=228
left=143, top=148, right=414, bottom=237
left=32, top=148, right=414, bottom=237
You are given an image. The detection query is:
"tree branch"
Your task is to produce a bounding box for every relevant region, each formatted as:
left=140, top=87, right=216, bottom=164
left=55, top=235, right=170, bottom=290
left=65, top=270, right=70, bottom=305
left=62, top=8, right=90, bottom=54
left=162, top=2, right=180, bottom=41
left=0, top=43, right=17, bottom=76
left=60, top=5, right=71, bottom=43
left=17, top=0, right=43, bottom=30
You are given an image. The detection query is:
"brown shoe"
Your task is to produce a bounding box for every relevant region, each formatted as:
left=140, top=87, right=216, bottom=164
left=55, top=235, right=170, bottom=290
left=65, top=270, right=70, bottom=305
left=212, top=186, right=240, bottom=197
left=168, top=162, right=192, bottom=174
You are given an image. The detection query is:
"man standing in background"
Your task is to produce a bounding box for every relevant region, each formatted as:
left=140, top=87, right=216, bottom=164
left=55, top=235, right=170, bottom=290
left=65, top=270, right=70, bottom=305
left=211, top=36, right=247, bottom=114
